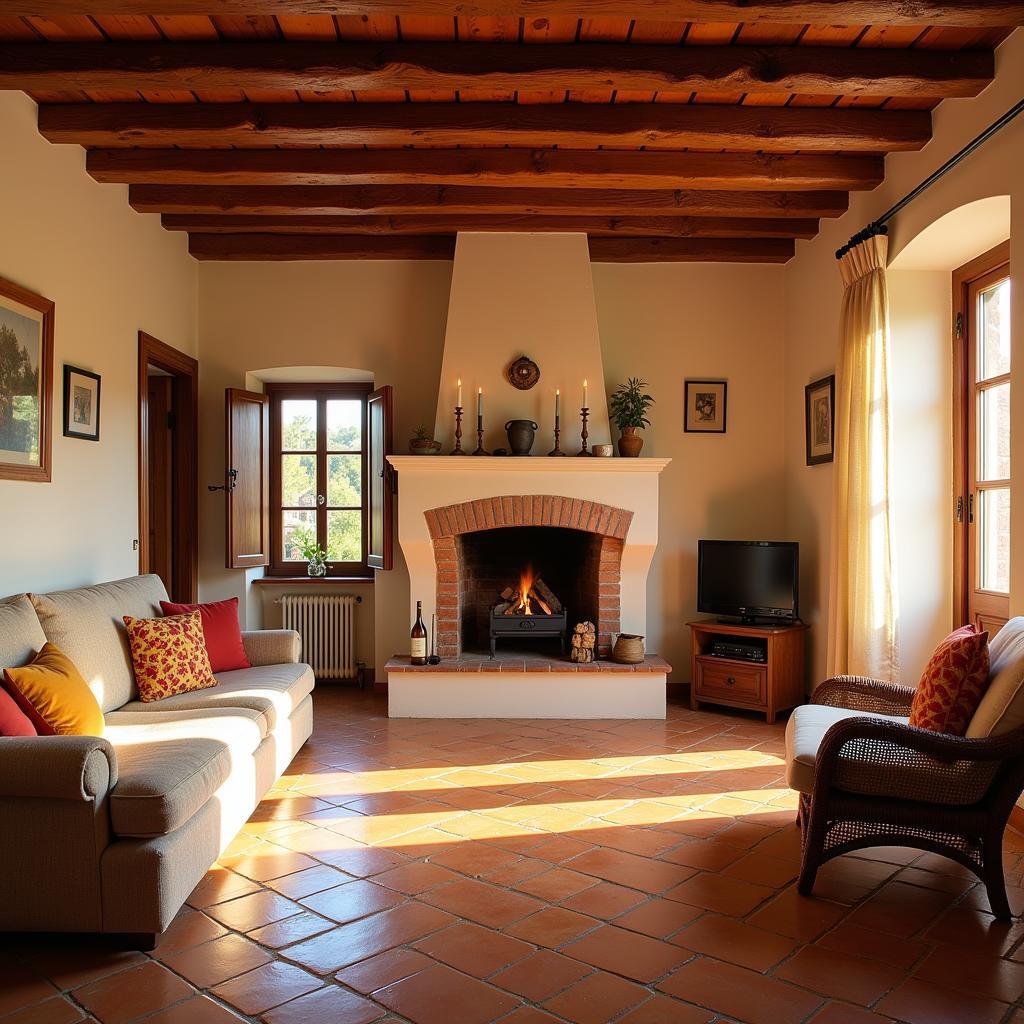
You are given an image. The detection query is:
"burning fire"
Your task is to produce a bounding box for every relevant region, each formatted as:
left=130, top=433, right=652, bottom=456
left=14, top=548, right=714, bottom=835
left=515, top=565, right=552, bottom=616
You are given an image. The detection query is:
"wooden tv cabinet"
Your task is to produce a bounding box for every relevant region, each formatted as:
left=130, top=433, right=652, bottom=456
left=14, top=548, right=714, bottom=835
left=688, top=620, right=808, bottom=724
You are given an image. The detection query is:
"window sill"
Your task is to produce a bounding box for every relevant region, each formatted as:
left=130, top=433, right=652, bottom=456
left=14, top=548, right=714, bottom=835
left=253, top=576, right=375, bottom=586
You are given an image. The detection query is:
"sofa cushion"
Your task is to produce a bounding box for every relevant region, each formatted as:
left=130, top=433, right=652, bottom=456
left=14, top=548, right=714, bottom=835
left=3, top=643, right=104, bottom=736
left=909, top=625, right=990, bottom=735
left=118, top=662, right=314, bottom=733
left=0, top=594, right=47, bottom=672
left=30, top=575, right=169, bottom=713
left=104, top=706, right=267, bottom=838
left=124, top=611, right=217, bottom=703
left=161, top=597, right=251, bottom=674
left=968, top=617, right=1024, bottom=738
left=0, top=687, right=36, bottom=736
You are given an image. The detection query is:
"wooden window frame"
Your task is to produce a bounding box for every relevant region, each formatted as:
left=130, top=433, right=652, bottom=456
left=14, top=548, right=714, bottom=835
left=952, top=239, right=1011, bottom=629
left=266, top=381, right=373, bottom=579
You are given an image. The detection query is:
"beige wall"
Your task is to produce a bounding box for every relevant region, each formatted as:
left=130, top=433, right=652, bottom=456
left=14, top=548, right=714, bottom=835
left=784, top=30, right=1023, bottom=688
left=0, top=91, right=196, bottom=599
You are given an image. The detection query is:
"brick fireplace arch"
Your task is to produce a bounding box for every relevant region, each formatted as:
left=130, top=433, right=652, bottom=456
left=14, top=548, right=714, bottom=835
left=425, top=496, right=632, bottom=659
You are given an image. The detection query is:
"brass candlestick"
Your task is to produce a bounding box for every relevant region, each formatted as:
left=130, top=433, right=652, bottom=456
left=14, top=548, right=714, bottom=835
left=548, top=416, right=566, bottom=456
left=472, top=414, right=489, bottom=456
left=450, top=406, right=467, bottom=455
left=577, top=406, right=592, bottom=456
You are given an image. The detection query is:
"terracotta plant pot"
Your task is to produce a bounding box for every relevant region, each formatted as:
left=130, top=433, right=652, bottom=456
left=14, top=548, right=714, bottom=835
left=409, top=437, right=442, bottom=455
left=617, top=426, right=644, bottom=458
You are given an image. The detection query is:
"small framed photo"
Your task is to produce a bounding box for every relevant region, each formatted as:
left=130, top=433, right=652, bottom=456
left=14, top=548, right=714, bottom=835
left=0, top=276, right=53, bottom=482
left=63, top=365, right=101, bottom=442
left=805, top=374, right=835, bottom=466
left=684, top=379, right=727, bottom=434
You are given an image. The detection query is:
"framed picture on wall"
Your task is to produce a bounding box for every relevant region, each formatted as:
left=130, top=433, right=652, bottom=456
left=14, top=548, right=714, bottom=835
left=63, top=365, right=101, bottom=442
left=684, top=379, right=727, bottom=433
left=0, top=276, right=53, bottom=482
left=805, top=374, right=835, bottom=466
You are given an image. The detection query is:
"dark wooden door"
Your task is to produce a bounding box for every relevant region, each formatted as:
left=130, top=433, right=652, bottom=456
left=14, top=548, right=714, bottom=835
left=146, top=374, right=174, bottom=592
left=367, top=385, right=394, bottom=571
left=225, top=388, right=270, bottom=569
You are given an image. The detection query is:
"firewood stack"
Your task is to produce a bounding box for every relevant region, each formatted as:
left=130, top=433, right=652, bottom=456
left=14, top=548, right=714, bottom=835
left=492, top=578, right=563, bottom=616
left=571, top=621, right=597, bottom=663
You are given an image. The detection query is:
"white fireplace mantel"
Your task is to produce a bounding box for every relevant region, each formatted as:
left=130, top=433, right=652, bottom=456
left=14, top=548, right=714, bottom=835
left=388, top=456, right=671, bottom=474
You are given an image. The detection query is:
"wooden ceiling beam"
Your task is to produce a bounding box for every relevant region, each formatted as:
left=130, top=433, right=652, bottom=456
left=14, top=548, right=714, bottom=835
left=38, top=102, right=932, bottom=154
left=588, top=237, right=794, bottom=263
left=129, top=184, right=848, bottom=218
left=6, top=2, right=1023, bottom=28
left=163, top=213, right=821, bottom=238
left=89, top=148, right=884, bottom=192
left=188, top=234, right=457, bottom=261
left=0, top=42, right=992, bottom=98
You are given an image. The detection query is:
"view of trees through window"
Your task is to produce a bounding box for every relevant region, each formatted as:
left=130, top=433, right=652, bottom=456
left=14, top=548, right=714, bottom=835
left=278, top=395, right=364, bottom=566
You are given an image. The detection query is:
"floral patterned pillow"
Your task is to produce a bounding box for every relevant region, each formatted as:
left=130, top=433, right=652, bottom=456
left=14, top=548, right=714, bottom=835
left=909, top=624, right=990, bottom=735
left=123, top=610, right=217, bottom=703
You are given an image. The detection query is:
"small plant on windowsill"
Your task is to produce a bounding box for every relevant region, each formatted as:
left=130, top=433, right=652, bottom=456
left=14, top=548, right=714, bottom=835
left=608, top=377, right=655, bottom=457
left=297, top=537, right=329, bottom=578
left=409, top=424, right=442, bottom=455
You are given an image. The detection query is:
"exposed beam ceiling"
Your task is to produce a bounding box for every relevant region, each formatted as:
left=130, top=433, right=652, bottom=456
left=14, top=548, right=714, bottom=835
left=163, top=214, right=821, bottom=238
left=89, top=149, right=884, bottom=192
left=0, top=42, right=993, bottom=98
left=128, top=184, right=849, bottom=218
left=38, top=102, right=933, bottom=154
left=6, top=1, right=1024, bottom=27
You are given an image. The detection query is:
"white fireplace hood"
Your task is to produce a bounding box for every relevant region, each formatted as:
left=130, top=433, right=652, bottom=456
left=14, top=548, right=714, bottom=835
left=432, top=232, right=612, bottom=455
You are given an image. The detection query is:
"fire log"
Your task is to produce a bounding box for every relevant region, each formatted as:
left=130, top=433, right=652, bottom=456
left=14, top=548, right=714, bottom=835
left=493, top=600, right=512, bottom=615
left=533, top=578, right=562, bottom=614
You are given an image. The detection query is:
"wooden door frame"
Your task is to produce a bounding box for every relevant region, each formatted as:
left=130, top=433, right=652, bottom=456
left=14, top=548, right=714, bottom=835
left=138, top=331, right=198, bottom=602
left=952, top=239, right=1011, bottom=627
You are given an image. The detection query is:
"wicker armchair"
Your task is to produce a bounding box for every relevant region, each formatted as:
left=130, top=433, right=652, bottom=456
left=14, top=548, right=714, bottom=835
left=789, top=674, right=1024, bottom=920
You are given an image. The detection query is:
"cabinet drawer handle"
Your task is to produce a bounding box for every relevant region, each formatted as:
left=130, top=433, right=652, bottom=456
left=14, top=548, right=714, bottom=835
left=727, top=676, right=736, bottom=685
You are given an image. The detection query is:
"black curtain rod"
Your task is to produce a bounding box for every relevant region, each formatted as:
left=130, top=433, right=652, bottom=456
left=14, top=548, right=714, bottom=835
left=835, top=97, right=1024, bottom=261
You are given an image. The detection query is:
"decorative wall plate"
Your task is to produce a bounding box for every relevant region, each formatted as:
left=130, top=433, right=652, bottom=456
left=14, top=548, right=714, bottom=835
left=507, top=355, right=540, bottom=391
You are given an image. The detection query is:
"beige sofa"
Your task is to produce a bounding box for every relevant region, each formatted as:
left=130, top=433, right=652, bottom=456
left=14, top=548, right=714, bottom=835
left=0, top=575, right=314, bottom=946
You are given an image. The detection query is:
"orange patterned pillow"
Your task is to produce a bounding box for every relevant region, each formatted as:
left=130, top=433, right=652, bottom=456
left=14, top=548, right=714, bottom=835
left=123, top=610, right=217, bottom=703
left=909, top=625, right=991, bottom=735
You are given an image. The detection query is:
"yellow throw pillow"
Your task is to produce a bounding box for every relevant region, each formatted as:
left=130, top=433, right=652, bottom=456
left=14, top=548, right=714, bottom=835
left=3, top=643, right=105, bottom=736
left=123, top=610, right=217, bottom=703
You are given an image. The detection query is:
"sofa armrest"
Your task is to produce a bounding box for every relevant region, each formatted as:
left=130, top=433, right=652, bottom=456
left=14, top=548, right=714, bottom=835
left=812, top=675, right=915, bottom=716
left=242, top=629, right=301, bottom=666
left=0, top=736, right=117, bottom=801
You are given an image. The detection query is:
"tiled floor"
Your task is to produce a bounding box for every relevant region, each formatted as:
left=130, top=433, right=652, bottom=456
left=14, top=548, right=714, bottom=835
left=5, top=688, right=1024, bottom=1024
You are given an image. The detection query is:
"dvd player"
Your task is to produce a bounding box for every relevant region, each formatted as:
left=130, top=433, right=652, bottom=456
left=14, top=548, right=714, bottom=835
left=710, top=641, right=767, bottom=663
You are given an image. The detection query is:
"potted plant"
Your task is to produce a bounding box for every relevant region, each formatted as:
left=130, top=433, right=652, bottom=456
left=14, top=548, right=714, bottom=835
left=297, top=536, right=328, bottom=578
left=609, top=377, right=655, bottom=457
left=409, top=424, right=442, bottom=455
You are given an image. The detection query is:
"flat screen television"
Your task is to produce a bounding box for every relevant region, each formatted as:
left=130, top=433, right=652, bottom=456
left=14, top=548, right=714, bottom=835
left=697, top=540, right=799, bottom=624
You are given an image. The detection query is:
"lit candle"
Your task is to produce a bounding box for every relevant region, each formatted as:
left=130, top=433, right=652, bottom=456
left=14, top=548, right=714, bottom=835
left=457, top=377, right=463, bottom=407
left=555, top=389, right=561, bottom=419
left=477, top=387, right=483, bottom=418
left=583, top=378, right=588, bottom=408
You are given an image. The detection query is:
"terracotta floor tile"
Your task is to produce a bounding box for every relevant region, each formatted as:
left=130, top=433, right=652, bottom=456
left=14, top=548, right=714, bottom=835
left=205, top=889, right=303, bottom=931
left=612, top=897, right=702, bottom=939
left=722, top=851, right=798, bottom=889
left=374, top=963, right=520, bottom=1024
left=72, top=960, right=195, bottom=1024
left=248, top=910, right=336, bottom=949
left=616, top=995, right=714, bottom=1024
left=658, top=956, right=823, bottom=1024
left=221, top=846, right=320, bottom=882
left=413, top=920, right=534, bottom=978
left=504, top=907, right=601, bottom=948
left=139, top=994, right=247, bottom=1023
left=542, top=971, right=649, bottom=1024
left=747, top=887, right=847, bottom=941
left=312, top=844, right=408, bottom=878
left=428, top=841, right=523, bottom=877
left=498, top=1008, right=564, bottom=1024
left=0, top=997, right=86, bottom=1024
left=672, top=913, right=798, bottom=972
left=815, top=920, right=928, bottom=970
left=876, top=977, right=1007, bottom=1024
left=334, top=947, right=434, bottom=994
left=774, top=944, right=904, bottom=1006
left=0, top=962, right=57, bottom=1016
left=373, top=861, right=461, bottom=895
left=562, top=924, right=689, bottom=983
left=807, top=1003, right=892, bottom=1024
left=514, top=867, right=598, bottom=902
left=152, top=909, right=228, bottom=958
left=162, top=933, right=273, bottom=988
left=925, top=904, right=1024, bottom=956
left=187, top=867, right=263, bottom=909
left=845, top=880, right=956, bottom=938
left=480, top=855, right=550, bottom=886
left=658, top=838, right=746, bottom=872
left=665, top=871, right=774, bottom=917
left=420, top=878, right=543, bottom=928
left=266, top=864, right=349, bottom=900
left=559, top=881, right=646, bottom=919
left=299, top=879, right=405, bottom=923
left=490, top=950, right=592, bottom=1001
left=211, top=960, right=322, bottom=1015
left=262, top=985, right=386, bottom=1024
left=567, top=848, right=694, bottom=894
left=22, top=948, right=145, bottom=993
left=912, top=942, right=1024, bottom=1002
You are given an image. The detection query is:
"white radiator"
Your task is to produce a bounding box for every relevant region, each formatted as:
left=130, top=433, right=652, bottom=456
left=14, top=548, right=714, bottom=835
left=281, top=594, right=359, bottom=680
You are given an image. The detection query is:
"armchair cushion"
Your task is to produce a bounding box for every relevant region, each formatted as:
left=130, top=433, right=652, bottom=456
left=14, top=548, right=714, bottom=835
left=909, top=625, right=989, bottom=735
left=968, top=616, right=1024, bottom=737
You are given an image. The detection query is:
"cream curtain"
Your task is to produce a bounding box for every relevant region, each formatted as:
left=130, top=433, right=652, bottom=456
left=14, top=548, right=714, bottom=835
left=826, top=234, right=900, bottom=681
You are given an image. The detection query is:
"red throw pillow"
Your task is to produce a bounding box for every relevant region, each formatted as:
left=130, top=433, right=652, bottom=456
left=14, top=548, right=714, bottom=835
left=0, top=684, right=37, bottom=736
left=909, top=625, right=991, bottom=735
left=160, top=597, right=250, bottom=674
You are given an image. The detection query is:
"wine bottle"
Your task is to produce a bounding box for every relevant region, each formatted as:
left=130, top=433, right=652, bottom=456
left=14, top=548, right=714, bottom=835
left=410, top=601, right=427, bottom=665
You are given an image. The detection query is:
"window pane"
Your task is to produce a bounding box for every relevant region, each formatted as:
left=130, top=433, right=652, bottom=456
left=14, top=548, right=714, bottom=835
left=327, top=399, right=362, bottom=451
left=283, top=509, right=317, bottom=561
left=281, top=454, right=317, bottom=507
left=980, top=487, right=1011, bottom=593
left=281, top=400, right=317, bottom=451
left=979, top=382, right=1011, bottom=481
left=327, top=510, right=362, bottom=562
left=328, top=454, right=362, bottom=506
left=978, top=278, right=1011, bottom=381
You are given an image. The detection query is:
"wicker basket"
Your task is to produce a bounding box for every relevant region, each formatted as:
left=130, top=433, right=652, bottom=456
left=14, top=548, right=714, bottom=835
left=612, top=633, right=645, bottom=664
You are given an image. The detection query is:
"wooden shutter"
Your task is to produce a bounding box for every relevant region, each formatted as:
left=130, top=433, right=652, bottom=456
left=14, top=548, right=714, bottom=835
left=366, top=385, right=394, bottom=571
left=225, top=387, right=270, bottom=569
